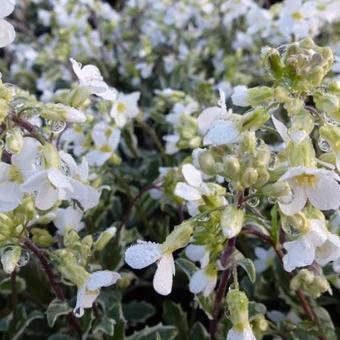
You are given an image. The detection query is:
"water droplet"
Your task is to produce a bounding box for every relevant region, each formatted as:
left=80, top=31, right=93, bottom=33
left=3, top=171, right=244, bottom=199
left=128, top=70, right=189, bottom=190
left=48, top=120, right=67, bottom=134
left=318, top=137, right=331, bottom=152
left=268, top=154, right=277, bottom=171
left=0, top=140, right=5, bottom=150
left=322, top=113, right=338, bottom=127
left=34, top=153, right=42, bottom=169
left=247, top=197, right=260, bottom=207
left=17, top=249, right=30, bottom=267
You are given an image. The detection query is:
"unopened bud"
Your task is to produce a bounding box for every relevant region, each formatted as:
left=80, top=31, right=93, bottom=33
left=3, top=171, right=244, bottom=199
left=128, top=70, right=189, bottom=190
left=227, top=289, right=249, bottom=331
left=31, top=228, right=54, bottom=247
left=1, top=246, right=21, bottom=274
left=5, top=129, right=23, bottom=154
left=241, top=167, right=258, bottom=187
left=163, top=221, right=193, bottom=253
left=198, top=150, right=216, bottom=175
left=241, top=108, right=270, bottom=131
left=41, top=143, right=61, bottom=169
left=95, top=226, right=117, bottom=251
left=223, top=155, right=240, bottom=179
left=41, top=103, right=86, bottom=123
left=220, top=205, right=244, bottom=238
left=313, top=92, right=339, bottom=114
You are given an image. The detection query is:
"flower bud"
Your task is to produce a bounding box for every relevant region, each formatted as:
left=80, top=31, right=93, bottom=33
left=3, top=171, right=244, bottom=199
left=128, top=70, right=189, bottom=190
left=220, top=205, right=244, bottom=238
left=241, top=167, right=258, bottom=187
left=31, top=228, right=54, bottom=247
left=95, top=226, right=117, bottom=251
left=283, top=98, right=304, bottom=115
left=247, top=87, right=274, bottom=107
left=251, top=314, right=269, bottom=333
left=287, top=139, right=316, bottom=168
left=262, top=47, right=284, bottom=80
left=241, top=108, right=270, bottom=131
left=227, top=289, right=249, bottom=331
left=5, top=129, right=24, bottom=154
left=0, top=99, right=9, bottom=123
left=262, top=181, right=291, bottom=198
left=240, top=131, right=256, bottom=154
left=198, top=150, right=216, bottom=175
left=67, top=86, right=92, bottom=108
left=274, top=86, right=290, bottom=103
left=313, top=92, right=339, bottom=114
left=223, top=155, right=240, bottom=179
left=255, top=167, right=270, bottom=187
left=41, top=143, right=61, bottom=169
left=163, top=221, right=193, bottom=253
left=41, top=103, right=86, bottom=123
left=1, top=246, right=21, bottom=274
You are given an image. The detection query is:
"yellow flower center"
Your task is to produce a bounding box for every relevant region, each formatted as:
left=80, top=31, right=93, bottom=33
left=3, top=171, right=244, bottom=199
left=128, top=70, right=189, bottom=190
left=292, top=12, right=303, bottom=20
left=99, top=144, right=112, bottom=153
left=296, top=174, right=316, bottom=187
left=117, top=102, right=126, bottom=113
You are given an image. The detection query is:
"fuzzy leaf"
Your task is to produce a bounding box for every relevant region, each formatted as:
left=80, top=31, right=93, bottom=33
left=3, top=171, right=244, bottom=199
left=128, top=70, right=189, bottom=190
left=46, top=298, right=72, bottom=327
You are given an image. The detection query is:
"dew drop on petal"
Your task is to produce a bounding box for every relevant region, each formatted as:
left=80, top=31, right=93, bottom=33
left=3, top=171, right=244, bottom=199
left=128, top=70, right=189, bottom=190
left=318, top=137, right=331, bottom=152
left=247, top=197, right=260, bottom=207
left=17, top=249, right=30, bottom=267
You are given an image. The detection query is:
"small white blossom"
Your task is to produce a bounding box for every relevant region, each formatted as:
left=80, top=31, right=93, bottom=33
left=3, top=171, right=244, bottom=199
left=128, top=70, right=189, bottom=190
left=226, top=325, right=256, bottom=340
left=53, top=206, right=84, bottom=235
left=110, top=92, right=140, bottom=128
left=125, top=240, right=175, bottom=296
left=74, top=270, right=120, bottom=317
left=278, top=166, right=340, bottom=215
left=0, top=0, right=15, bottom=48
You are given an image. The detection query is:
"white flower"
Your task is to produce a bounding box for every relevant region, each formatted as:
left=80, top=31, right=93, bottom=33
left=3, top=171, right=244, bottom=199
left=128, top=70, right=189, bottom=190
left=197, top=91, right=240, bottom=146
left=86, top=122, right=121, bottom=166
left=21, top=168, right=73, bottom=210
left=254, top=247, right=275, bottom=273
left=189, top=268, right=217, bottom=296
left=59, top=152, right=100, bottom=210
left=125, top=240, right=175, bottom=295
left=277, top=0, right=318, bottom=39
left=0, top=163, right=23, bottom=212
left=0, top=0, right=15, bottom=48
left=226, top=325, right=256, bottom=340
left=174, top=164, right=207, bottom=201
left=278, top=166, right=340, bottom=215
left=231, top=85, right=249, bottom=107
left=53, top=206, right=84, bottom=235
left=110, top=92, right=140, bottom=128
left=70, top=58, right=117, bottom=100
left=185, top=244, right=209, bottom=267
left=74, top=270, right=120, bottom=318
left=282, top=218, right=340, bottom=272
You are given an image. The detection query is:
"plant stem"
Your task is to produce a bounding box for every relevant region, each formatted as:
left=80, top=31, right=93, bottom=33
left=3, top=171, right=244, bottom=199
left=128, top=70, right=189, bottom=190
left=23, top=238, right=82, bottom=339
left=11, top=271, right=17, bottom=325
left=210, top=237, right=236, bottom=340
left=11, top=114, right=46, bottom=144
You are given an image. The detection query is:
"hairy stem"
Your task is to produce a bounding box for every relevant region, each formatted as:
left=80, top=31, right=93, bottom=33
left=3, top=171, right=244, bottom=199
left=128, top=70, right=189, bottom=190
left=23, top=238, right=82, bottom=338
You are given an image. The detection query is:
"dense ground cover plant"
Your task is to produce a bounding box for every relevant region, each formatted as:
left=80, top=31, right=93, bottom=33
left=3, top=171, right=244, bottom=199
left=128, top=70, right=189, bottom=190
left=1, top=0, right=340, bottom=339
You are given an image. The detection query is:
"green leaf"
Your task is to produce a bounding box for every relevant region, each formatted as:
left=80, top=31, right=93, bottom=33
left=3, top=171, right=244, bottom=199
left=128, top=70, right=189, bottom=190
left=0, top=276, right=26, bottom=295
left=48, top=334, right=76, bottom=340
left=93, top=316, right=115, bottom=336
left=162, top=300, right=189, bottom=340
left=126, top=323, right=178, bottom=340
left=190, top=322, right=209, bottom=339
left=176, top=258, right=198, bottom=279
left=238, top=258, right=256, bottom=283
left=46, top=298, right=72, bottom=327
left=314, top=306, right=336, bottom=340
left=12, top=310, right=44, bottom=340
left=123, top=300, right=156, bottom=323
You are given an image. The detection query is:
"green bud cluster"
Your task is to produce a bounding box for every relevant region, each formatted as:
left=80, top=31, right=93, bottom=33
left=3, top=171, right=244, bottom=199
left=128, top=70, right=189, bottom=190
left=290, top=269, right=330, bottom=298
left=227, top=289, right=250, bottom=331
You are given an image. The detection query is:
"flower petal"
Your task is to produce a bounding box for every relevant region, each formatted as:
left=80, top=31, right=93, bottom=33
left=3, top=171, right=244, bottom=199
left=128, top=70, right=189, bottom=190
left=197, top=107, right=223, bottom=134
left=189, top=269, right=208, bottom=295
left=0, top=19, right=15, bottom=48
left=278, top=184, right=307, bottom=215
left=272, top=116, right=289, bottom=144
left=316, top=233, right=340, bottom=266
left=283, top=238, right=315, bottom=272
left=203, top=120, right=239, bottom=146
left=185, top=244, right=206, bottom=262
left=0, top=0, right=15, bottom=18
left=306, top=175, right=340, bottom=211
left=35, top=183, right=59, bottom=210
left=182, top=164, right=202, bottom=188
left=86, top=271, right=121, bottom=291
left=125, top=241, right=162, bottom=269
left=153, top=253, right=175, bottom=295
left=174, top=182, right=202, bottom=201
